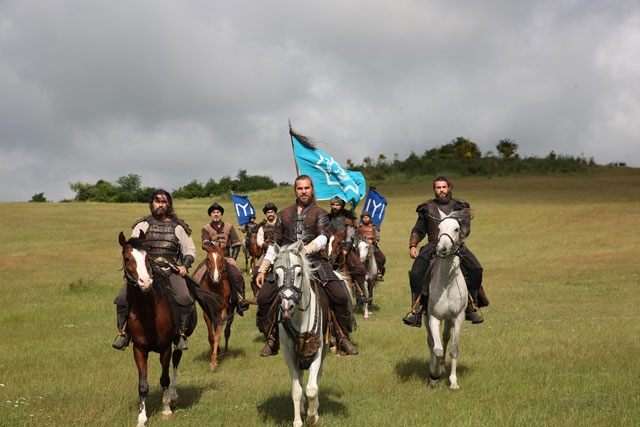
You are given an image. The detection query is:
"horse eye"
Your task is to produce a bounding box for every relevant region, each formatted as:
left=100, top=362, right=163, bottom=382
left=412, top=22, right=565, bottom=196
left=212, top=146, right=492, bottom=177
left=124, top=257, right=131, bottom=262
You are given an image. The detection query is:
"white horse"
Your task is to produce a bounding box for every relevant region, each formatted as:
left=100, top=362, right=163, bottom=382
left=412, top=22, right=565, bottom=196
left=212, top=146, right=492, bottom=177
left=273, top=241, right=329, bottom=427
left=426, top=209, right=470, bottom=390
left=357, top=238, right=378, bottom=319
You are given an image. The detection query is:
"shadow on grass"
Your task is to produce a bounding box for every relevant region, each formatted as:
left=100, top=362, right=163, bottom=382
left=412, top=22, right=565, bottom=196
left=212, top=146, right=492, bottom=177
left=257, top=387, right=348, bottom=424
left=193, top=347, right=246, bottom=363
left=144, top=382, right=219, bottom=419
left=395, top=356, right=469, bottom=382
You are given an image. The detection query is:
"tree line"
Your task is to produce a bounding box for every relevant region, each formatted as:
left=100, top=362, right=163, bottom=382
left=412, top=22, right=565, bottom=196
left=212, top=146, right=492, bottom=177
left=347, top=137, right=596, bottom=181
left=31, top=137, right=599, bottom=202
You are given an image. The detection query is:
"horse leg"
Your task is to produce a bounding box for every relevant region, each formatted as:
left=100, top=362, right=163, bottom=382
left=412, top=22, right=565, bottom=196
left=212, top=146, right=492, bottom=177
left=203, top=312, right=217, bottom=371
left=305, top=348, right=324, bottom=426
left=169, top=348, right=182, bottom=408
left=442, top=319, right=452, bottom=378
left=211, top=318, right=224, bottom=371
left=160, top=347, right=173, bottom=419
left=133, top=346, right=149, bottom=427
left=283, top=347, right=304, bottom=427
left=448, top=313, right=465, bottom=390
left=223, top=316, right=232, bottom=358
left=427, top=315, right=443, bottom=388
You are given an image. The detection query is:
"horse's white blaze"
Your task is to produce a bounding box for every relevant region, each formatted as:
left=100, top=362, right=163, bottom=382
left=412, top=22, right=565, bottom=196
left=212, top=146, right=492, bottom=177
left=132, top=249, right=152, bottom=291
left=327, top=236, right=335, bottom=257
left=211, top=252, right=221, bottom=282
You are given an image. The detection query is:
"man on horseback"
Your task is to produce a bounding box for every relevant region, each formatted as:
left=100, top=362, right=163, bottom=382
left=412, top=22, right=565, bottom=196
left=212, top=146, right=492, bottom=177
left=256, top=202, right=278, bottom=251
left=255, top=175, right=359, bottom=357
left=327, top=196, right=370, bottom=304
left=403, top=176, right=486, bottom=327
left=194, top=202, right=249, bottom=314
left=241, top=215, right=258, bottom=254
left=358, top=211, right=386, bottom=281
left=113, top=189, right=196, bottom=351
left=249, top=203, right=278, bottom=295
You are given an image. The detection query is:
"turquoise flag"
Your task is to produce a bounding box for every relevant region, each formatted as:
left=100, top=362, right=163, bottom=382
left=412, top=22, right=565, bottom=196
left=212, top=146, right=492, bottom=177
left=291, top=130, right=366, bottom=208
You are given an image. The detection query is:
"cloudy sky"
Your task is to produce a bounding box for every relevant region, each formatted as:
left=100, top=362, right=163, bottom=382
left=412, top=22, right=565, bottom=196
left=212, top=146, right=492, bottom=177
left=1, top=1, right=638, bottom=201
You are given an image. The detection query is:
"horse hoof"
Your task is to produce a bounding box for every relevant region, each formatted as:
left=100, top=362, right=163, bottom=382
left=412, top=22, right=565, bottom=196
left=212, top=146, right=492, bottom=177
left=307, top=414, right=320, bottom=426
left=449, top=383, right=460, bottom=390
left=209, top=364, right=218, bottom=372
left=429, top=379, right=439, bottom=388
left=170, top=399, right=178, bottom=409
left=161, top=410, right=172, bottom=420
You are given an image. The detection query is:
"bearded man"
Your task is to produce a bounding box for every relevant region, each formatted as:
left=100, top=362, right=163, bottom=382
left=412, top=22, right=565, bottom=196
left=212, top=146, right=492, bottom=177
left=112, top=189, right=195, bottom=351
left=403, top=176, right=487, bottom=328
left=327, top=196, right=369, bottom=303
left=255, top=175, right=358, bottom=357
left=192, top=202, right=249, bottom=314
left=358, top=211, right=386, bottom=280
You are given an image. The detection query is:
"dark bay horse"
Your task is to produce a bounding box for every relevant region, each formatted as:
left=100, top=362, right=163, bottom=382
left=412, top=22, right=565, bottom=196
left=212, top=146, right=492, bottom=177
left=119, top=231, right=221, bottom=426
left=201, top=243, right=234, bottom=371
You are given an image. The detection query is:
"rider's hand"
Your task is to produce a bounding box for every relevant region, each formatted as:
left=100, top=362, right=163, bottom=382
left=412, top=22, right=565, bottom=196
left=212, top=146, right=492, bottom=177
left=256, top=272, right=265, bottom=288
left=177, top=265, right=187, bottom=276
left=410, top=247, right=418, bottom=259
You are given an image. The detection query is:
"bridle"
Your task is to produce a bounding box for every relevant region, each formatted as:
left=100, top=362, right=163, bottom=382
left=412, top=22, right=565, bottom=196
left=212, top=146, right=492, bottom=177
left=437, top=218, right=462, bottom=257
left=276, top=249, right=310, bottom=313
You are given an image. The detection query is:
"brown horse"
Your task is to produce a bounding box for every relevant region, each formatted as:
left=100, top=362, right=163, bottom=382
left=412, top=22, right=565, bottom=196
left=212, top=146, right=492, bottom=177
left=248, top=232, right=263, bottom=274
left=119, top=231, right=221, bottom=426
left=201, top=243, right=234, bottom=371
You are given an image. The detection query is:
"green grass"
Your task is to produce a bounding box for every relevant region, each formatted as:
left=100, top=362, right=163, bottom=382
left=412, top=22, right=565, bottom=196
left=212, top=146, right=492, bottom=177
left=1, top=167, right=639, bottom=426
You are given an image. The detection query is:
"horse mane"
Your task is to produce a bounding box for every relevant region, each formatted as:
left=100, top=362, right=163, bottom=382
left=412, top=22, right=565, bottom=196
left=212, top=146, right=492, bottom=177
left=276, top=243, right=318, bottom=290
left=448, top=208, right=473, bottom=221
left=123, top=236, right=146, bottom=253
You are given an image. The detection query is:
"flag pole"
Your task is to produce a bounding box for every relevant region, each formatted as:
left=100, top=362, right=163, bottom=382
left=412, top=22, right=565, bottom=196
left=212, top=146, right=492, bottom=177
left=289, top=120, right=300, bottom=176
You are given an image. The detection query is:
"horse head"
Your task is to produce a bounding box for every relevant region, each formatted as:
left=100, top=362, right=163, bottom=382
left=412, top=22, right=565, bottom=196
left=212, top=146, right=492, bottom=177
left=435, top=209, right=471, bottom=258
left=326, top=228, right=346, bottom=265
left=203, top=242, right=226, bottom=284
left=357, top=237, right=370, bottom=262
left=273, top=241, right=311, bottom=319
left=119, top=230, right=153, bottom=292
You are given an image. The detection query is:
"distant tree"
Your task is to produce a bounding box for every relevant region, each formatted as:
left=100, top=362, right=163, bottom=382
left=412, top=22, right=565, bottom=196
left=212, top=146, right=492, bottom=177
left=496, top=139, right=518, bottom=158
left=29, top=192, right=47, bottom=202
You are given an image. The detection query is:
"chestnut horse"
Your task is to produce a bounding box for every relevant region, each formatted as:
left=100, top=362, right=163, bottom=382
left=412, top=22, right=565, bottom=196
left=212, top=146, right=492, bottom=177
left=248, top=232, right=263, bottom=275
left=200, top=243, right=235, bottom=371
left=119, top=231, right=221, bottom=426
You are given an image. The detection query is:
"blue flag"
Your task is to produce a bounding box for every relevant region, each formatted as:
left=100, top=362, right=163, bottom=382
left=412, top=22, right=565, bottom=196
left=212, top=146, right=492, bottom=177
left=360, top=188, right=388, bottom=227
left=291, top=132, right=366, bottom=207
left=231, top=194, right=256, bottom=226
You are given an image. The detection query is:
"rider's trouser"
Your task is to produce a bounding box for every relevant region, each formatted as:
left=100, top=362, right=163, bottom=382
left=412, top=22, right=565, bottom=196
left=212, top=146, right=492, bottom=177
left=409, top=243, right=483, bottom=295
left=256, top=277, right=353, bottom=339
left=114, top=272, right=194, bottom=331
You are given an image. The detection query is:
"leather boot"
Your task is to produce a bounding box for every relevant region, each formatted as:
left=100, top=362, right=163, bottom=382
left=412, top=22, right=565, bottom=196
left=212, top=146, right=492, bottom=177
left=112, top=312, right=130, bottom=350
left=377, top=266, right=385, bottom=282
left=176, top=307, right=192, bottom=350
left=236, top=287, right=250, bottom=316
left=334, top=313, right=358, bottom=356
left=260, top=337, right=279, bottom=357
left=465, top=291, right=484, bottom=324
left=402, top=292, right=423, bottom=328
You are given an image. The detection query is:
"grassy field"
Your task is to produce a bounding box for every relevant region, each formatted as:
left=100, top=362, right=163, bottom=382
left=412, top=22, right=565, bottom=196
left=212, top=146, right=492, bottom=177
left=1, top=167, right=639, bottom=426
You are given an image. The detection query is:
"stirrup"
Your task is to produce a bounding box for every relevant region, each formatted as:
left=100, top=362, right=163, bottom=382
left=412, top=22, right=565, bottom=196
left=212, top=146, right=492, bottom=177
left=402, top=310, right=422, bottom=328
left=112, top=333, right=130, bottom=350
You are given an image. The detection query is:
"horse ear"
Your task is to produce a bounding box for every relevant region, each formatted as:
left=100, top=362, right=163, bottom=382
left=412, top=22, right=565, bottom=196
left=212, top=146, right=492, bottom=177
left=138, top=230, right=146, bottom=242
left=296, top=240, right=305, bottom=253
left=119, top=231, right=126, bottom=247
left=273, top=243, right=280, bottom=255
left=438, top=208, right=447, bottom=220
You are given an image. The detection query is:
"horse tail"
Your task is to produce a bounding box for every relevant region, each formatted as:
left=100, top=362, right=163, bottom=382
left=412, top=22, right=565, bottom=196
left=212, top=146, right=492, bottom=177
left=187, top=280, right=224, bottom=326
